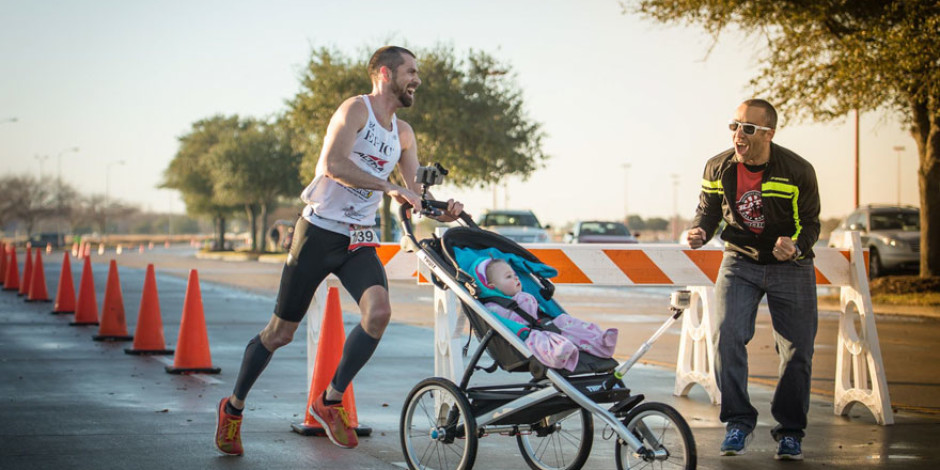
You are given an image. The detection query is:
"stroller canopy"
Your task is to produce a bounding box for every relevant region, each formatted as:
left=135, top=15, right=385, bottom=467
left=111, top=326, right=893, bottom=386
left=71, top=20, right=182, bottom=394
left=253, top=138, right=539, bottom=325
left=442, top=227, right=564, bottom=318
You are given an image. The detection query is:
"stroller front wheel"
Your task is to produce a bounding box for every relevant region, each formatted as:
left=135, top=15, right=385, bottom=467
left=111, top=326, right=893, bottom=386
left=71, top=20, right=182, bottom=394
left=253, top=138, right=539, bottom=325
left=614, top=402, right=696, bottom=470
left=517, top=408, right=593, bottom=470
left=400, top=377, right=478, bottom=470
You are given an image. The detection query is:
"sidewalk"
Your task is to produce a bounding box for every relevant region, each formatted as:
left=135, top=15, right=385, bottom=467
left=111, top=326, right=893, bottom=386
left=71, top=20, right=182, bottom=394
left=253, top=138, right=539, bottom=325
left=1, top=256, right=938, bottom=469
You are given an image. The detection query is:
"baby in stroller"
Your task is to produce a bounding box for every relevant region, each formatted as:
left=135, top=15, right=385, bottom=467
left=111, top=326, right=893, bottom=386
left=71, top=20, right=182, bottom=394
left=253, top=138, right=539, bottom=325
left=471, top=256, right=619, bottom=372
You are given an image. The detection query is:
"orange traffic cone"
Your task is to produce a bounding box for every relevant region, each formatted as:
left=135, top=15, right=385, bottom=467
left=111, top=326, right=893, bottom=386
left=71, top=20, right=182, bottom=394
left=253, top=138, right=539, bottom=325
left=52, top=252, right=76, bottom=314
left=70, top=256, right=99, bottom=326
left=93, top=260, right=133, bottom=341
left=0, top=242, right=7, bottom=286
left=3, top=248, right=19, bottom=291
left=125, top=264, right=173, bottom=355
left=18, top=248, right=33, bottom=297
left=165, top=270, right=220, bottom=374
left=45, top=242, right=52, bottom=254
left=291, top=287, right=371, bottom=437
left=26, top=249, right=51, bottom=302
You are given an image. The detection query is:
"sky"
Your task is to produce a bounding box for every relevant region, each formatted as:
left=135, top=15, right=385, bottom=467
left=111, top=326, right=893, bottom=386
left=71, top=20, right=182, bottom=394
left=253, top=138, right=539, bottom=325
left=0, top=0, right=921, bottom=229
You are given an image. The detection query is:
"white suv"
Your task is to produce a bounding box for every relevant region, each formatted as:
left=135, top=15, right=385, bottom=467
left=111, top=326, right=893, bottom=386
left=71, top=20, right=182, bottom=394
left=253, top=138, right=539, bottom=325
left=828, top=205, right=920, bottom=277
left=479, top=210, right=552, bottom=243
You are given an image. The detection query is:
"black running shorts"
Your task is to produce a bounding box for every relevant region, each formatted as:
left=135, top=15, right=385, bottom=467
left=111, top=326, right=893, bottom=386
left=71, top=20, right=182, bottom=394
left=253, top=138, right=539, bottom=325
left=273, top=217, right=387, bottom=322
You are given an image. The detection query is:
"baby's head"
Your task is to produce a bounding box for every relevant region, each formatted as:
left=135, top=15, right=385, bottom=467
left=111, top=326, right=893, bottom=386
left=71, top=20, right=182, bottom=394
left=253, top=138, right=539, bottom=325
left=478, top=258, right=521, bottom=296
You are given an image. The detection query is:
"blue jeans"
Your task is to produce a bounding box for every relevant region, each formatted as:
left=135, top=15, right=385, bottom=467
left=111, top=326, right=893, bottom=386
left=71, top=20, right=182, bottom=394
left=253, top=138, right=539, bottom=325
left=714, top=251, right=818, bottom=440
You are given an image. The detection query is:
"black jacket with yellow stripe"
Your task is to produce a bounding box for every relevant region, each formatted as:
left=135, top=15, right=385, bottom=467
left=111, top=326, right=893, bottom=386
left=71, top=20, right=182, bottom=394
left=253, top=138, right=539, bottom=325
left=692, top=142, right=820, bottom=264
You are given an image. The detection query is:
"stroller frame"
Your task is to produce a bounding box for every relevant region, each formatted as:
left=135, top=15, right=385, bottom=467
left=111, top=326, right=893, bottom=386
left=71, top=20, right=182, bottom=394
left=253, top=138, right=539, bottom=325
left=397, top=199, right=695, bottom=470
left=417, top=246, right=643, bottom=441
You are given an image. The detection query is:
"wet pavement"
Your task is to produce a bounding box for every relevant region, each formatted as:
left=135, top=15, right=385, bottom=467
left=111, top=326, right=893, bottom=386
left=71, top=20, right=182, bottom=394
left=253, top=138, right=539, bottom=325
left=1, top=251, right=939, bottom=469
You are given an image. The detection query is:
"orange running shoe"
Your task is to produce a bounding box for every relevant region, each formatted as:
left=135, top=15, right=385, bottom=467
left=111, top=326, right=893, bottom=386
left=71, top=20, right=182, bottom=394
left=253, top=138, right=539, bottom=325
left=215, top=397, right=244, bottom=456
left=309, top=393, right=358, bottom=449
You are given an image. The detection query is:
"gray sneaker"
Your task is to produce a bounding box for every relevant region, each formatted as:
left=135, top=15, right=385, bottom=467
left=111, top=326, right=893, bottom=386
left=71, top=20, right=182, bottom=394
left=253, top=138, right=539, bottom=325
left=775, top=436, right=803, bottom=460
left=720, top=428, right=752, bottom=456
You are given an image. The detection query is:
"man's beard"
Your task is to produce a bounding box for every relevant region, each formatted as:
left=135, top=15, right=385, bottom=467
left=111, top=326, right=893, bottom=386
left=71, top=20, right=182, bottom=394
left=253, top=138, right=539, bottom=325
left=392, top=80, right=414, bottom=107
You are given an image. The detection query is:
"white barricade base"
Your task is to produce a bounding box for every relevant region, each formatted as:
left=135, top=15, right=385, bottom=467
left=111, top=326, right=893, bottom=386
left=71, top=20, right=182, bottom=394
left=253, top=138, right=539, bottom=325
left=674, top=286, right=721, bottom=404
left=434, top=286, right=466, bottom=383
left=834, top=232, right=894, bottom=425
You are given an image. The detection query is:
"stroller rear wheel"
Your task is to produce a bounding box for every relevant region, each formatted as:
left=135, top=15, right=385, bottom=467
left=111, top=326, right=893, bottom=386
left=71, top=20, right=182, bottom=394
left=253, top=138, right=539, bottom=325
left=400, top=377, right=478, bottom=470
left=614, top=402, right=696, bottom=470
left=517, top=408, right=593, bottom=470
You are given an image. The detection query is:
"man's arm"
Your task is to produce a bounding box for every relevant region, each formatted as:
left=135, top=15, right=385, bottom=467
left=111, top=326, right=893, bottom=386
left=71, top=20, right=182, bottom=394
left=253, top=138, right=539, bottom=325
left=774, top=163, right=820, bottom=261
left=396, top=120, right=463, bottom=221
left=688, top=167, right=724, bottom=249
left=396, top=120, right=421, bottom=195
left=794, top=164, right=821, bottom=255
left=318, top=98, right=421, bottom=208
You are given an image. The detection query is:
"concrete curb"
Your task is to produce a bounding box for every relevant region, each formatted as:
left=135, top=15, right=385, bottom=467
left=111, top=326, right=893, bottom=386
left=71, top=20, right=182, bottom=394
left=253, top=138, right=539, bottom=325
left=818, top=298, right=940, bottom=320
left=194, top=250, right=260, bottom=261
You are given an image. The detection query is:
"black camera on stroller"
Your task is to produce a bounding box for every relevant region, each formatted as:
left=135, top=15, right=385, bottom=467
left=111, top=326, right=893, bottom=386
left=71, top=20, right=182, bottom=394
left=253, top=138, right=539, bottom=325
left=414, top=163, right=449, bottom=217
left=416, top=162, right=448, bottom=187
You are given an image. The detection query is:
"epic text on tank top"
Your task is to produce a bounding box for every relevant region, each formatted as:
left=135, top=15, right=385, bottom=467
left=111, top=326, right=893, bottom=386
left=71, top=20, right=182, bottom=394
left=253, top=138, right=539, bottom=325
left=299, top=95, right=402, bottom=228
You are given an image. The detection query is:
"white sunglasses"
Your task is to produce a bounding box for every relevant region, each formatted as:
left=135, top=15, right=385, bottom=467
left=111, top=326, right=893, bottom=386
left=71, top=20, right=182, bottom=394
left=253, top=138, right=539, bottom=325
left=729, top=120, right=773, bottom=135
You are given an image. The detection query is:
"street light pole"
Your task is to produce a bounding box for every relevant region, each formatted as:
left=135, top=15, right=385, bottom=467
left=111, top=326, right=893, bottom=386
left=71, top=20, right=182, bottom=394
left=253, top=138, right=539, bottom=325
left=854, top=109, right=860, bottom=208
left=168, top=190, right=172, bottom=240
left=893, top=145, right=905, bottom=206
left=56, top=147, right=80, bottom=190
left=55, top=147, right=80, bottom=237
left=671, top=173, right=680, bottom=241
left=33, top=154, right=49, bottom=180
left=105, top=160, right=125, bottom=237
left=622, top=163, right=631, bottom=223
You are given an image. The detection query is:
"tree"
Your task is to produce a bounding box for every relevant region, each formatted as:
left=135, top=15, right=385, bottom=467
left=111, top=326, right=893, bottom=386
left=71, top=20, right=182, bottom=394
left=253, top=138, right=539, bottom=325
left=162, top=116, right=243, bottom=250
left=209, top=117, right=303, bottom=251
left=627, top=0, right=940, bottom=276
left=0, top=175, right=56, bottom=236
left=626, top=214, right=646, bottom=231
left=645, top=217, right=670, bottom=232
left=71, top=194, right=138, bottom=235
left=285, top=45, right=548, bottom=240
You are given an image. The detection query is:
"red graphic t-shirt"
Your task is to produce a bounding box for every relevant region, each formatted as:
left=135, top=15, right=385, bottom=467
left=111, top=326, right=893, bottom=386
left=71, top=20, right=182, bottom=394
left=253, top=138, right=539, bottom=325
left=735, top=163, right=765, bottom=234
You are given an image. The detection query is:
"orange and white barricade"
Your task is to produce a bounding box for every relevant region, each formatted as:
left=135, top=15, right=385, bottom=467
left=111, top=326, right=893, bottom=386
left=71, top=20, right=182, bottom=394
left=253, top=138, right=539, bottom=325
left=305, top=231, right=892, bottom=426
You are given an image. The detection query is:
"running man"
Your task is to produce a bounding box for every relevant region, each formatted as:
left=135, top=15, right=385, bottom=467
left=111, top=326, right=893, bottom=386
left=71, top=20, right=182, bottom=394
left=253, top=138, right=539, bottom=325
left=215, top=45, right=463, bottom=454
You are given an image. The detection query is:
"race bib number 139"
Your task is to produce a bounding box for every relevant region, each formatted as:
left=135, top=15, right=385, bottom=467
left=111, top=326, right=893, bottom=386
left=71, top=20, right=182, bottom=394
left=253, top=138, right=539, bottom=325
left=348, top=225, right=379, bottom=252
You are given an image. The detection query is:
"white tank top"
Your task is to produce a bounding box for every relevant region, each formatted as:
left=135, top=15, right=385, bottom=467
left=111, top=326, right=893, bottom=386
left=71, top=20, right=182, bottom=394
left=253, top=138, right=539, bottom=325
left=300, top=95, right=401, bottom=230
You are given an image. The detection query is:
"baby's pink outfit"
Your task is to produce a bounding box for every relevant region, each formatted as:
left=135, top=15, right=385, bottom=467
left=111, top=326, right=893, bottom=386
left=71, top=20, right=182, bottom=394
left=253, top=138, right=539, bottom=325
left=484, top=291, right=619, bottom=371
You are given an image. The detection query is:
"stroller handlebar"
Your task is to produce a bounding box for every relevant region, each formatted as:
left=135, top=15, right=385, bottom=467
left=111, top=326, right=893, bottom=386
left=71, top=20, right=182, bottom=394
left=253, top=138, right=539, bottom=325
left=398, top=199, right=477, bottom=243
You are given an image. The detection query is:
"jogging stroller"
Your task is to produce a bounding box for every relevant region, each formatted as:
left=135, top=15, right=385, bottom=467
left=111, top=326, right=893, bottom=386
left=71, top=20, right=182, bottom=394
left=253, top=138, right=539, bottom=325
left=396, top=198, right=696, bottom=470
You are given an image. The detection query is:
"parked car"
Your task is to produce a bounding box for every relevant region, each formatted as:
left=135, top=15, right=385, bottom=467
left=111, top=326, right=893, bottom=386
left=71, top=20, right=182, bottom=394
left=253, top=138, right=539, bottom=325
left=375, top=212, right=402, bottom=242
left=565, top=221, right=637, bottom=244
left=829, top=204, right=920, bottom=277
left=266, top=220, right=295, bottom=252
left=29, top=232, right=64, bottom=249
left=479, top=210, right=552, bottom=243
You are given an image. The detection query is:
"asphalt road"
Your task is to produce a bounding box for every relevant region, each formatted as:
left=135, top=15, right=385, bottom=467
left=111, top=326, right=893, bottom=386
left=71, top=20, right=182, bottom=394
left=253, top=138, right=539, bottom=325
left=3, top=245, right=939, bottom=469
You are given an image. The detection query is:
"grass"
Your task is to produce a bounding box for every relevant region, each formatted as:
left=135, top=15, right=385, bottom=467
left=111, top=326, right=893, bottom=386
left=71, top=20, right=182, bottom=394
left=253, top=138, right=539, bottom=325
left=870, top=292, right=940, bottom=306
left=869, top=275, right=940, bottom=306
